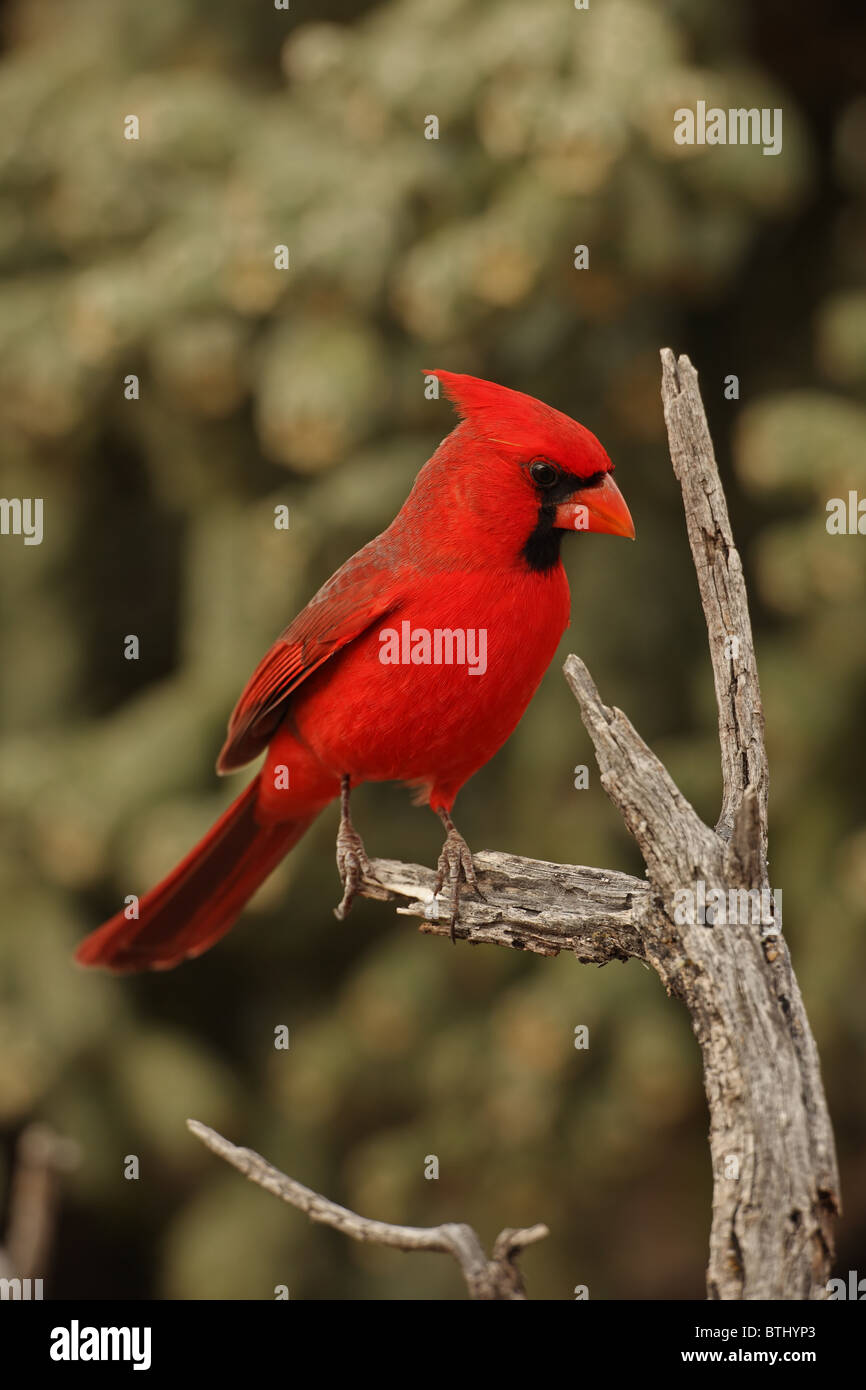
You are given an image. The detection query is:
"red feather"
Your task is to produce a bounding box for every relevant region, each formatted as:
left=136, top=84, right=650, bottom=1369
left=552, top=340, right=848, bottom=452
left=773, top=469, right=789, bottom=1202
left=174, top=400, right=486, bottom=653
left=218, top=542, right=404, bottom=772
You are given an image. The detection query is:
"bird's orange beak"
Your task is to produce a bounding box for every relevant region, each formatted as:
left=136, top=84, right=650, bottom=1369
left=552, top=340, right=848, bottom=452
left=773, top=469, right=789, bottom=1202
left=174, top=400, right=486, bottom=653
left=554, top=472, right=635, bottom=539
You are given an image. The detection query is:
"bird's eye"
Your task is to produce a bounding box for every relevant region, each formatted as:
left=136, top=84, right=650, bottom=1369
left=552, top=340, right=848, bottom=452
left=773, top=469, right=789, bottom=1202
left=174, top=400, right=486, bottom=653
left=530, top=459, right=559, bottom=487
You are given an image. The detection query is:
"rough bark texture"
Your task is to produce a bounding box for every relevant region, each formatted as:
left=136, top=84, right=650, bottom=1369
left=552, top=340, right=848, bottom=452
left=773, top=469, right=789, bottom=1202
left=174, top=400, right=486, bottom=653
left=363, top=852, right=650, bottom=962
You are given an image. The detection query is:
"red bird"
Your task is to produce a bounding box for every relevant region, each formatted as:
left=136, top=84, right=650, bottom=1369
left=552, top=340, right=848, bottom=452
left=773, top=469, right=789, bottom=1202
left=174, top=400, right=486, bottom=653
left=76, top=371, right=634, bottom=971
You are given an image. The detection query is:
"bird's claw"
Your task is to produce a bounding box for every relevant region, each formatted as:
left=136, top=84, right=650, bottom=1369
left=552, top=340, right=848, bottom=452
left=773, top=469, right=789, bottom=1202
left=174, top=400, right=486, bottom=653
left=334, top=822, right=377, bottom=921
left=433, top=826, right=480, bottom=943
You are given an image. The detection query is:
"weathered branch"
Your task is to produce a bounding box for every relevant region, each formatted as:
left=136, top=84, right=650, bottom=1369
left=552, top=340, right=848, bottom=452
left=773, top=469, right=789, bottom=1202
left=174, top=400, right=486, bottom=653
left=660, top=348, right=769, bottom=854
left=361, top=853, right=649, bottom=963
left=563, top=649, right=838, bottom=1298
left=187, top=1119, right=548, bottom=1300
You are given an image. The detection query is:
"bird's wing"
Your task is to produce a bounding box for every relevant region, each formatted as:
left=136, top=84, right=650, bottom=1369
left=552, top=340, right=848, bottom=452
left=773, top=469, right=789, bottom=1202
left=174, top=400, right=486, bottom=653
left=217, top=540, right=403, bottom=772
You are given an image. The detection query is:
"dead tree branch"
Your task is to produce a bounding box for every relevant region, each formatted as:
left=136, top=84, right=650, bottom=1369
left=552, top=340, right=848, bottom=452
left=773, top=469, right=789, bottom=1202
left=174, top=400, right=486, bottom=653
left=660, top=350, right=770, bottom=854
left=358, top=852, right=650, bottom=962
left=187, top=1119, right=548, bottom=1300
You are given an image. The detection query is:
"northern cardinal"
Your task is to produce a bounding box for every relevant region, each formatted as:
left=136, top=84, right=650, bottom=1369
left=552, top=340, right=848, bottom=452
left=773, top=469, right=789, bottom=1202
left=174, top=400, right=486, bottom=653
left=76, top=371, right=634, bottom=971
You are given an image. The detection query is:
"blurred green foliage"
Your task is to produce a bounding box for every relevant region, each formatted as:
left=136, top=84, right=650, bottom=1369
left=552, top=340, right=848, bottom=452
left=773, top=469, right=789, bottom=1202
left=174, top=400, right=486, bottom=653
left=0, top=0, right=864, bottom=1299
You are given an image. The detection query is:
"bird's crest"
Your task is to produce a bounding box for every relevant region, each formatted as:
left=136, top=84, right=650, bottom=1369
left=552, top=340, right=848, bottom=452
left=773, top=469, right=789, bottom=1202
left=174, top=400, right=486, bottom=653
left=423, top=369, right=613, bottom=479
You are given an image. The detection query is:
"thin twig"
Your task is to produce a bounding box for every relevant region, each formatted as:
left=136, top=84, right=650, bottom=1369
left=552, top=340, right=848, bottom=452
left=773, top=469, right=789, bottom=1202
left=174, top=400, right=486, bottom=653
left=187, top=1119, right=548, bottom=1300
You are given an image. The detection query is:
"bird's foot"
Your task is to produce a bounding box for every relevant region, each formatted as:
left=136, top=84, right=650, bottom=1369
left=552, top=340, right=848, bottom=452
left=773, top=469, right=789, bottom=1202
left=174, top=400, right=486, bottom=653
left=334, top=820, right=377, bottom=920
left=334, top=775, right=383, bottom=920
left=433, top=811, right=481, bottom=943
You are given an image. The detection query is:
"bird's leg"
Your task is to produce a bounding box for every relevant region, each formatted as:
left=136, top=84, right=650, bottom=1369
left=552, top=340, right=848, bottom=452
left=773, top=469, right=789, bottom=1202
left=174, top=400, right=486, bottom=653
left=433, top=808, right=480, bottom=943
left=334, top=776, right=378, bottom=921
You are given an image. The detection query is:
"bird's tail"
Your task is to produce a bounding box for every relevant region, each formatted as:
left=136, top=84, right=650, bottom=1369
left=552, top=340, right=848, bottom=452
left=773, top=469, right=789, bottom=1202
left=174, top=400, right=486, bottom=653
left=75, top=775, right=315, bottom=972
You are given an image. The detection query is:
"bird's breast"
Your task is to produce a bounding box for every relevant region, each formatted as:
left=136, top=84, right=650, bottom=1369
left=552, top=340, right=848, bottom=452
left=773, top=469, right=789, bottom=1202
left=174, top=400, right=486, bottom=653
left=289, top=565, right=571, bottom=790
